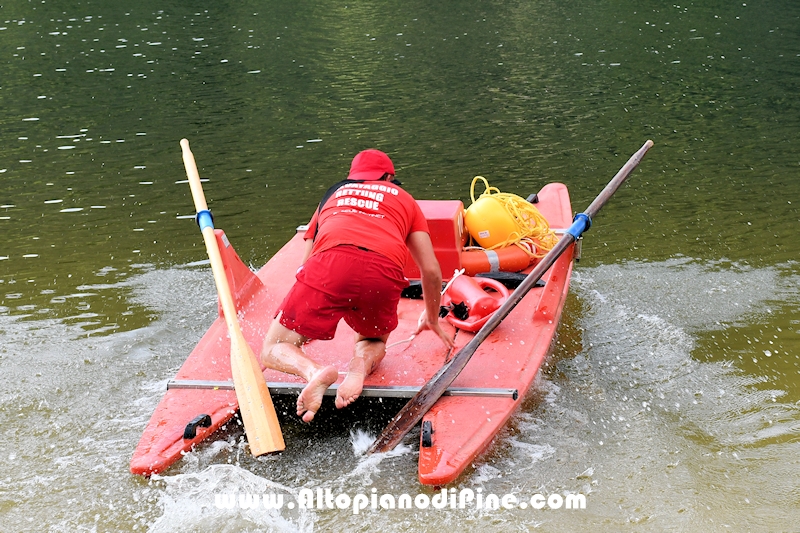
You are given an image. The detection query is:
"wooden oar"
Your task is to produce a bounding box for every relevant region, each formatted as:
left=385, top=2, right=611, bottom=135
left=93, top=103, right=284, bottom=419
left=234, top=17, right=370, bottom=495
left=368, top=140, right=654, bottom=454
left=180, top=138, right=285, bottom=456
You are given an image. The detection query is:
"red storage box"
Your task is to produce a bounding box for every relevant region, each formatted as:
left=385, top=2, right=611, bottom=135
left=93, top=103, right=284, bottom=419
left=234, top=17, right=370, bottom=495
left=403, top=200, right=465, bottom=281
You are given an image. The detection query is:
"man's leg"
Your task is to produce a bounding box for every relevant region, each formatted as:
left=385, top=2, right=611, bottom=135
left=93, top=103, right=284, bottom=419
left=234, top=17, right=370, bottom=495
left=260, top=317, right=338, bottom=423
left=335, top=333, right=390, bottom=409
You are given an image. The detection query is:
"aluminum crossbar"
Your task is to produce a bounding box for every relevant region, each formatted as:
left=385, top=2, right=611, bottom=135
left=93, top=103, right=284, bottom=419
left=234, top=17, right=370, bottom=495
left=167, top=379, right=518, bottom=400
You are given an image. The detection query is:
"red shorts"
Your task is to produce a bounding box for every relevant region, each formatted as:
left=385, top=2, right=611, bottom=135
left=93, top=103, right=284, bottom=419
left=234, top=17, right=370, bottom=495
left=278, top=245, right=409, bottom=340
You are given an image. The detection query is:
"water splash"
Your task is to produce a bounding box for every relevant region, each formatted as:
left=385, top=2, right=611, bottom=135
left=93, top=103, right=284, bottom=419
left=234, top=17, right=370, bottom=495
left=341, top=429, right=414, bottom=486
left=572, top=258, right=798, bottom=447
left=349, top=428, right=375, bottom=456
left=150, top=465, right=315, bottom=533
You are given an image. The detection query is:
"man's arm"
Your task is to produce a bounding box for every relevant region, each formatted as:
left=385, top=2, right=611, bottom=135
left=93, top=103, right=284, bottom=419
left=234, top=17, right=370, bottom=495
left=406, top=231, right=453, bottom=348
left=301, top=238, right=314, bottom=264
left=301, top=206, right=320, bottom=264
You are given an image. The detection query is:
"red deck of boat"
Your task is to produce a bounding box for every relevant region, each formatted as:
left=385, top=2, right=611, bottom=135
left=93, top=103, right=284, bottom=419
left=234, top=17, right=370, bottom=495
left=130, top=183, right=574, bottom=485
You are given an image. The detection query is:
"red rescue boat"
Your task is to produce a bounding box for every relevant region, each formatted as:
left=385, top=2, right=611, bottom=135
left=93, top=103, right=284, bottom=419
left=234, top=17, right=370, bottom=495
left=130, top=182, right=576, bottom=485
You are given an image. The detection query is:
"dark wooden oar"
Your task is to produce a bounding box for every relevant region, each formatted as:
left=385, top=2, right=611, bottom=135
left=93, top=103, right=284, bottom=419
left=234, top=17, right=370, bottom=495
left=368, top=139, right=654, bottom=454
left=181, top=138, right=285, bottom=456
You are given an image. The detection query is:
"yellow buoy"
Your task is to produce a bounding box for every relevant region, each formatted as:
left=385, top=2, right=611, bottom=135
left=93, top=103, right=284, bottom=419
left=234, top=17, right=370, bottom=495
left=464, top=194, right=517, bottom=249
left=464, top=176, right=559, bottom=255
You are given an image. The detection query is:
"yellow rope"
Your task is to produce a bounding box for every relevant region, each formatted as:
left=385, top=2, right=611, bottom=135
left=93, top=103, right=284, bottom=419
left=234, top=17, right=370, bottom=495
left=469, top=176, right=558, bottom=258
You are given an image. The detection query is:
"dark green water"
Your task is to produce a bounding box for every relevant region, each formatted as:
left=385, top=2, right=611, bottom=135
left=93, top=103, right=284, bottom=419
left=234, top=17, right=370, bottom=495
left=1, top=1, right=798, bottom=531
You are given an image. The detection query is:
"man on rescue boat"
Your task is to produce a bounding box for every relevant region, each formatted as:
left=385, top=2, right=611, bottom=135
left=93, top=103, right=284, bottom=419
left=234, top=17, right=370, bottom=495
left=260, top=149, right=453, bottom=422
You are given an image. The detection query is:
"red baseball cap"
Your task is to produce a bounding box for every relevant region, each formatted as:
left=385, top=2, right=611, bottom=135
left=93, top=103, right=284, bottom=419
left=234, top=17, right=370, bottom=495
left=347, top=149, right=395, bottom=181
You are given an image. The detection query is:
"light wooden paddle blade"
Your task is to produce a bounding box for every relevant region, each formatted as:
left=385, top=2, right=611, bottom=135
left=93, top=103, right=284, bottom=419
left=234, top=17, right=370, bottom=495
left=229, top=329, right=285, bottom=455
left=180, top=138, right=285, bottom=455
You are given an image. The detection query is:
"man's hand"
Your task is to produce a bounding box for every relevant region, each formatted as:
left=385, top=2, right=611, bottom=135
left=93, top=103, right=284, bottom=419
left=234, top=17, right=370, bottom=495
left=414, top=309, right=454, bottom=349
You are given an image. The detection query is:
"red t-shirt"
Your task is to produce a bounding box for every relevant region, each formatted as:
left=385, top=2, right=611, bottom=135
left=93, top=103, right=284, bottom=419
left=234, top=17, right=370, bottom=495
left=304, top=181, right=429, bottom=268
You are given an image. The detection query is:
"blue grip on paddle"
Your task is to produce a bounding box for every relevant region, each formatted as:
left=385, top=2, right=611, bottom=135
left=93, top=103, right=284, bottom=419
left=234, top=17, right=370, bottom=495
left=196, top=209, right=214, bottom=231
left=566, top=212, right=592, bottom=239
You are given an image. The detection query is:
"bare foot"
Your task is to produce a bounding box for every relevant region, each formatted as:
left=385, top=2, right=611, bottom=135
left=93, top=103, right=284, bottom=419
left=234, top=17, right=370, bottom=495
left=335, top=357, right=366, bottom=409
left=296, top=366, right=338, bottom=422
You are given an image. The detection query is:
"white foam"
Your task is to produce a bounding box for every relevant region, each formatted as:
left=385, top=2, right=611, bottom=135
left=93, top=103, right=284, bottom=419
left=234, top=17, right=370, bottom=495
left=150, top=465, right=315, bottom=532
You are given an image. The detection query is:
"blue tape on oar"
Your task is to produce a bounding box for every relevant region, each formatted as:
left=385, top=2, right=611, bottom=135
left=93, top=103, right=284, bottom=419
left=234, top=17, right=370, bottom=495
left=566, top=212, right=592, bottom=239
left=196, top=209, right=214, bottom=231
